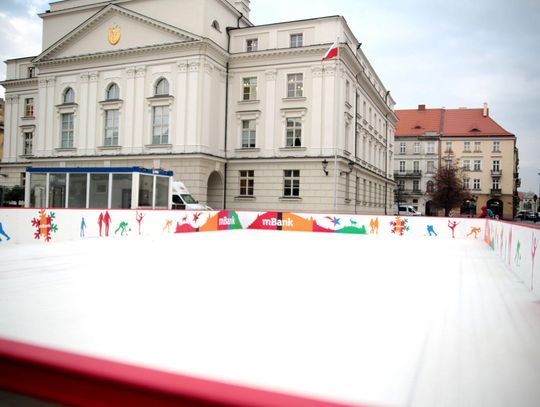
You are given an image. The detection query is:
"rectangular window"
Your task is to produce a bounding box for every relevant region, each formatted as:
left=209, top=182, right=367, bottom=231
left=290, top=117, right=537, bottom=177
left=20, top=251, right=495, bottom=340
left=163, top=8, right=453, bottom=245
left=493, top=141, right=500, bottom=152
left=463, top=178, right=470, bottom=190
left=473, top=160, right=481, bottom=171
left=445, top=141, right=452, bottom=153
left=345, top=80, right=350, bottom=104
left=413, top=161, right=420, bottom=173
left=89, top=174, right=109, bottom=208
left=24, top=98, right=34, bottom=117
left=287, top=73, right=303, bottom=98
left=48, top=173, right=67, bottom=208
left=27, top=67, right=35, bottom=78
left=30, top=173, right=46, bottom=208
left=61, top=112, right=74, bottom=148
left=492, top=178, right=500, bottom=190
left=399, top=161, right=405, bottom=172
left=397, top=179, right=404, bottom=191
left=399, top=142, right=406, bottom=154
left=283, top=170, right=300, bottom=197
left=413, top=180, right=420, bottom=192
left=473, top=179, right=481, bottom=190
left=464, top=141, right=471, bottom=152
left=345, top=173, right=350, bottom=201
left=492, top=160, right=500, bottom=171
left=68, top=173, right=87, bottom=208
left=427, top=161, right=435, bottom=173
left=242, top=77, right=257, bottom=101
left=474, top=141, right=481, bottom=152
left=290, top=33, right=303, bottom=48
left=111, top=173, right=132, bottom=209
left=427, top=141, right=435, bottom=154
left=286, top=117, right=302, bottom=147
left=413, top=142, right=420, bottom=154
left=239, top=170, right=254, bottom=196
left=355, top=176, right=360, bottom=202
left=246, top=38, right=258, bottom=52
left=241, top=119, right=256, bottom=148
left=462, top=159, right=470, bottom=171
left=23, top=132, right=33, bottom=155
left=152, top=106, right=169, bottom=144
left=104, top=109, right=119, bottom=146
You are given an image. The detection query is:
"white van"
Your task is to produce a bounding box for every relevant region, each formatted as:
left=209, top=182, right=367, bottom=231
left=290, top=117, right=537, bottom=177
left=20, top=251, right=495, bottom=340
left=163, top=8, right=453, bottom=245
left=392, top=205, right=422, bottom=216
left=171, top=181, right=211, bottom=210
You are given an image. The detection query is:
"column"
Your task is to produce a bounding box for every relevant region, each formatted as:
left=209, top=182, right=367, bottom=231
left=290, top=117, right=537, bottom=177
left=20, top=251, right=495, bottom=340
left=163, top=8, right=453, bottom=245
left=3, top=95, right=18, bottom=161
left=36, top=79, right=48, bottom=154
left=264, top=69, right=277, bottom=154
left=185, top=60, right=200, bottom=152
left=86, top=71, right=98, bottom=151
left=176, top=62, right=188, bottom=150
left=133, top=66, right=146, bottom=151
left=124, top=67, right=136, bottom=150
left=310, top=66, right=323, bottom=152
left=79, top=73, right=90, bottom=152
left=45, top=78, right=55, bottom=152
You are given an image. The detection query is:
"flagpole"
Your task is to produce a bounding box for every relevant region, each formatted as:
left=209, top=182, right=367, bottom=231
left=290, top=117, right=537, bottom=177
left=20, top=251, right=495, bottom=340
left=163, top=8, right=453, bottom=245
left=333, top=36, right=340, bottom=213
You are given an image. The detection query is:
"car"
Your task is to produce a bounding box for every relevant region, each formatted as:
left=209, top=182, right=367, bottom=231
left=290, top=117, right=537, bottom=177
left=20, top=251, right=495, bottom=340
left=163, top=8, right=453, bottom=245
left=515, top=210, right=527, bottom=220
left=525, top=212, right=539, bottom=222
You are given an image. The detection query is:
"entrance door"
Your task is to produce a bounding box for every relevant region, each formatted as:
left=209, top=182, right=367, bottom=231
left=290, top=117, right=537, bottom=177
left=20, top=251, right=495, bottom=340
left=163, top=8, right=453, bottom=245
left=207, top=171, right=223, bottom=210
left=487, top=199, right=503, bottom=219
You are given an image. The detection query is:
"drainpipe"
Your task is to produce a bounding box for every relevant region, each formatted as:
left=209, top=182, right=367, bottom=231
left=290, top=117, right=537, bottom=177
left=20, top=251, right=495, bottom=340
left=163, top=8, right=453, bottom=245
left=222, top=13, right=242, bottom=209
left=384, top=90, right=390, bottom=215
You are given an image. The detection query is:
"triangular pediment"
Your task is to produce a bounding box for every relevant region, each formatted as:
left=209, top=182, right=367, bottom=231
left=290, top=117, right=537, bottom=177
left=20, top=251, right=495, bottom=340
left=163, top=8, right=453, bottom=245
left=34, top=4, right=200, bottom=62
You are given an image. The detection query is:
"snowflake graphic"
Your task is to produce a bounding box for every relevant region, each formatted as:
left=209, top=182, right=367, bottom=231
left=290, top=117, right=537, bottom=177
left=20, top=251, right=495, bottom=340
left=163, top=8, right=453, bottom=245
left=31, top=209, right=58, bottom=242
left=390, top=216, right=409, bottom=236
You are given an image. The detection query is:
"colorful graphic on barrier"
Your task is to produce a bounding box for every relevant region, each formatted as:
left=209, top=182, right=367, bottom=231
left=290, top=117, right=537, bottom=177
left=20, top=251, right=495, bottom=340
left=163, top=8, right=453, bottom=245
left=114, top=221, right=130, bottom=236
left=200, top=211, right=242, bottom=231
left=31, top=209, right=58, bottom=242
left=448, top=220, right=459, bottom=238
left=369, top=218, right=379, bottom=234
left=390, top=216, right=409, bottom=236
left=163, top=219, right=173, bottom=233
left=0, top=221, right=11, bottom=242
left=136, top=211, right=145, bottom=235
left=98, top=211, right=112, bottom=237
left=80, top=217, right=87, bottom=238
left=467, top=227, right=481, bottom=239
left=427, top=225, right=437, bottom=236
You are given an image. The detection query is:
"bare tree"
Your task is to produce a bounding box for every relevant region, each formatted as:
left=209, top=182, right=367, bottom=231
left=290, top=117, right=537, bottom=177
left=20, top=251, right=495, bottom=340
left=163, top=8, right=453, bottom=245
left=429, top=158, right=471, bottom=216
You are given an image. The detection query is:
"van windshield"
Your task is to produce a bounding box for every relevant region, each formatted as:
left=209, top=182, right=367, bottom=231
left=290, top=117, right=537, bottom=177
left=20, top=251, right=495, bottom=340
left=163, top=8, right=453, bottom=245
left=181, top=194, right=197, bottom=204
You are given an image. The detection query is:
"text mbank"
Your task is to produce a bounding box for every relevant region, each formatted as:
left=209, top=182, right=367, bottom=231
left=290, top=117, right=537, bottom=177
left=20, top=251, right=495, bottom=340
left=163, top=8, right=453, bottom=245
left=261, top=218, right=293, bottom=227
left=218, top=217, right=235, bottom=226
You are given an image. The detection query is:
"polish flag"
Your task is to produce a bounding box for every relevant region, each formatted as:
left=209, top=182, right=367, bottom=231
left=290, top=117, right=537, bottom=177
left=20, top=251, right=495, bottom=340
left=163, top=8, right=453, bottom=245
left=321, top=40, right=338, bottom=61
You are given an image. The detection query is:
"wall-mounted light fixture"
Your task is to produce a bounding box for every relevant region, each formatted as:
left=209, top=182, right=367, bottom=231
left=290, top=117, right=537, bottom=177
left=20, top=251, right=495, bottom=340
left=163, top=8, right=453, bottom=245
left=340, top=160, right=354, bottom=176
left=322, top=159, right=329, bottom=176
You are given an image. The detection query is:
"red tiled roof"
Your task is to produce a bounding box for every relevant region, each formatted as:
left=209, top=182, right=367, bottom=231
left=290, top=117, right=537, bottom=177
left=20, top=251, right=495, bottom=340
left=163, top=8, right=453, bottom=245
left=395, top=109, right=444, bottom=136
left=395, top=106, right=514, bottom=138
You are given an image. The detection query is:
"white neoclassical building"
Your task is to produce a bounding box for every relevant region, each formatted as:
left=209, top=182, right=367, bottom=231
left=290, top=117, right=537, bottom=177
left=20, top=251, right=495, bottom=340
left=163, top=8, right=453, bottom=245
left=1, top=0, right=396, bottom=213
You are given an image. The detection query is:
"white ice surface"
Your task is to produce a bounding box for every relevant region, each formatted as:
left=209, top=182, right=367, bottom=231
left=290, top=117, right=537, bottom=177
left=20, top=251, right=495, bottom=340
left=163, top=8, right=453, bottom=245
left=1, top=230, right=540, bottom=407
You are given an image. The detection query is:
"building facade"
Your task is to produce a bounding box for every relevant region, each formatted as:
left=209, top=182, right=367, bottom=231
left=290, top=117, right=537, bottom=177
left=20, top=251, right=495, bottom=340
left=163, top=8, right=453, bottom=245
left=395, top=104, right=518, bottom=219
left=0, top=0, right=396, bottom=214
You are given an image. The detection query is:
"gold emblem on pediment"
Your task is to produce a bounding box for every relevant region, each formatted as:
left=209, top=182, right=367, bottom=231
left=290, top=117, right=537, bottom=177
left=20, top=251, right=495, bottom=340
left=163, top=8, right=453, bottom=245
left=108, top=23, right=121, bottom=46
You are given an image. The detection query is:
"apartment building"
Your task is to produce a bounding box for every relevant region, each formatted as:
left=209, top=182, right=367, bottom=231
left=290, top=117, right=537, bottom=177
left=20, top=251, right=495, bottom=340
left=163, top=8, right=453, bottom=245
left=0, top=0, right=396, bottom=213
left=395, top=104, right=517, bottom=219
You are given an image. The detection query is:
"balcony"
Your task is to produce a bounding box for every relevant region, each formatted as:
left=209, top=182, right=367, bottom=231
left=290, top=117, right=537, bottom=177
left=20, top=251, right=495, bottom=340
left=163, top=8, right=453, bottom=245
left=491, top=169, right=502, bottom=177
left=490, top=189, right=502, bottom=197
left=395, top=189, right=423, bottom=197
left=394, top=171, right=422, bottom=179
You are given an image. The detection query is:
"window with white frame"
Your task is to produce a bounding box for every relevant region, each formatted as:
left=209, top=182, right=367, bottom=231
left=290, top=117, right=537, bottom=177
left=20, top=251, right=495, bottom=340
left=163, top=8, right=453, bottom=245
left=246, top=38, right=258, bottom=52
left=399, top=142, right=406, bottom=154
left=241, top=119, right=256, bottom=148
left=473, top=179, right=481, bottom=190
left=63, top=87, right=75, bottom=104
left=286, top=117, right=302, bottom=147
left=104, top=110, right=119, bottom=146
left=464, top=141, right=471, bottom=152
left=397, top=179, right=404, bottom=191
left=61, top=113, right=74, bottom=148
left=242, top=77, right=257, bottom=101
left=474, top=141, right=481, bottom=152
left=413, top=161, right=420, bottom=173
left=106, top=83, right=120, bottom=100
left=399, top=160, right=405, bottom=172
left=283, top=170, right=300, bottom=197
left=493, top=141, right=500, bottom=152
left=413, top=180, right=420, bottom=192
left=492, top=178, right=500, bottom=190
left=24, top=98, right=34, bottom=117
left=345, top=80, right=350, bottom=104
left=463, top=178, right=470, bottom=190
left=287, top=73, right=303, bottom=98
left=462, top=159, right=470, bottom=171
left=473, top=160, right=481, bottom=171
left=427, top=161, right=435, bottom=173
left=413, top=142, right=420, bottom=154
left=239, top=170, right=254, bottom=196
left=427, top=141, right=435, bottom=154
left=492, top=160, right=500, bottom=172
left=290, top=33, right=303, bottom=48
left=445, top=141, right=452, bottom=153
left=23, top=131, right=33, bottom=155
left=152, top=106, right=169, bottom=144
left=154, top=78, right=169, bottom=96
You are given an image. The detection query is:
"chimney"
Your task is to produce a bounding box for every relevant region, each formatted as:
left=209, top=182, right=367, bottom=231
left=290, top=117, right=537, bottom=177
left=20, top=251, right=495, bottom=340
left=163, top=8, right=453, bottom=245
left=483, top=102, right=489, bottom=117
left=418, top=104, right=426, bottom=111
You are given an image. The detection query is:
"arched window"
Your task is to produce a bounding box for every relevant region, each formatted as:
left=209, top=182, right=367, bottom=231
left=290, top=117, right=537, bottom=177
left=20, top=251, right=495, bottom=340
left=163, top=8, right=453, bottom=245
left=154, top=78, right=169, bottom=96
left=63, top=87, right=75, bottom=104
left=211, top=20, right=221, bottom=32
left=426, top=180, right=434, bottom=193
left=106, top=83, right=120, bottom=100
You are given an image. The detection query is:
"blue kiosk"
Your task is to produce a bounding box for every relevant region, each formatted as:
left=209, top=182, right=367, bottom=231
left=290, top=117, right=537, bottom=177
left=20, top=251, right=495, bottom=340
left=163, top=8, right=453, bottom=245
left=25, top=167, right=173, bottom=209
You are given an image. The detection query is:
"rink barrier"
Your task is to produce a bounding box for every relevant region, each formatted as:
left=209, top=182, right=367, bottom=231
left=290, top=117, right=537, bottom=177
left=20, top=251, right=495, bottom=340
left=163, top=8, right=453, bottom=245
left=0, top=337, right=360, bottom=407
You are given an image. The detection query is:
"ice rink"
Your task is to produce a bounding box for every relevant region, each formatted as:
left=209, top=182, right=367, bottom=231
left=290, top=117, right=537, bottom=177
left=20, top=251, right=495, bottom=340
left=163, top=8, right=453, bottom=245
left=1, top=230, right=540, bottom=406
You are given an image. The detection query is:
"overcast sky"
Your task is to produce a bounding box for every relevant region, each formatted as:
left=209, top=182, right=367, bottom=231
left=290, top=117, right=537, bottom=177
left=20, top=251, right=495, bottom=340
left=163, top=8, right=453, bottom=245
left=1, top=0, right=538, bottom=193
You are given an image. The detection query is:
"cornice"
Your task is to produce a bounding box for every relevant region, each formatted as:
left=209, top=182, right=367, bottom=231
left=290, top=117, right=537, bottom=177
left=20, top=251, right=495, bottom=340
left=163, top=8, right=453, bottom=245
left=229, top=44, right=329, bottom=62
left=0, top=78, right=38, bottom=89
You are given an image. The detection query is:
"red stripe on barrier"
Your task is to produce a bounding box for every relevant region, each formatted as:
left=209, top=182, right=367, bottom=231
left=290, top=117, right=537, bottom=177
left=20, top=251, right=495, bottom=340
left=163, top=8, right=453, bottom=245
left=0, top=337, right=363, bottom=407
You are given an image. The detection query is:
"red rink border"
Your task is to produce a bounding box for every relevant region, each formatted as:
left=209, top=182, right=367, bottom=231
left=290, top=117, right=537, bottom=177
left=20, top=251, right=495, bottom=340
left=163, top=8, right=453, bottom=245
left=0, top=337, right=368, bottom=407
